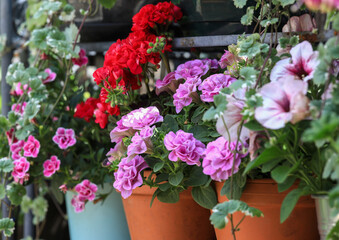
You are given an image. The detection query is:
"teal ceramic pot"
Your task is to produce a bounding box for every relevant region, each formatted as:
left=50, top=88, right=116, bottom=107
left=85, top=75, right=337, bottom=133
left=65, top=183, right=130, bottom=240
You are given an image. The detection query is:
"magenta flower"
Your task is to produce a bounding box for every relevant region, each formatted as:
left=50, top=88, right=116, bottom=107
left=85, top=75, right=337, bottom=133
left=255, top=78, right=310, bottom=129
left=71, top=195, right=85, bottom=213
left=75, top=179, right=98, bottom=202
left=202, top=137, right=247, bottom=181
left=43, top=155, right=61, bottom=177
left=110, top=107, right=163, bottom=143
left=155, top=71, right=181, bottom=95
left=164, top=130, right=205, bottom=166
left=175, top=59, right=210, bottom=81
left=23, top=135, right=40, bottom=158
left=216, top=89, right=250, bottom=142
left=113, top=155, right=148, bottom=199
left=11, top=102, right=27, bottom=115
left=173, top=82, right=201, bottom=113
left=14, top=83, right=31, bottom=96
left=10, top=140, right=25, bottom=160
left=72, top=48, right=88, bottom=67
left=219, top=50, right=238, bottom=69
left=127, top=126, right=154, bottom=159
left=270, top=41, right=319, bottom=82
left=42, top=68, right=57, bottom=84
left=12, top=157, right=30, bottom=184
left=52, top=127, right=76, bottom=149
left=198, top=74, right=236, bottom=102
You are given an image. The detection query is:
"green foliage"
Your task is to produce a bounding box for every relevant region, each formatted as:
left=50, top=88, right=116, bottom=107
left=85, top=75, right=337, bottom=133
left=221, top=173, right=246, bottom=200
left=233, top=0, right=247, bottom=8
left=98, top=0, right=117, bottom=9
left=0, top=158, right=14, bottom=173
left=21, top=196, right=33, bottom=213
left=210, top=200, right=263, bottom=229
left=238, top=34, right=268, bottom=59
left=280, top=188, right=304, bottom=223
left=191, top=185, right=217, bottom=209
left=303, top=113, right=339, bottom=142
left=157, top=188, right=180, bottom=203
left=241, top=7, right=254, bottom=26
left=0, top=218, right=15, bottom=237
left=0, top=184, right=6, bottom=200
left=169, top=172, right=184, bottom=186
left=6, top=183, right=26, bottom=206
left=278, top=0, right=295, bottom=7
left=31, top=196, right=48, bottom=224
left=327, top=220, right=339, bottom=240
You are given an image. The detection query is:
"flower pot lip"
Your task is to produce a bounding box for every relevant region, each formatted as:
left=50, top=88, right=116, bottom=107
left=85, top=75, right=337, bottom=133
left=311, top=194, right=329, bottom=199
left=215, top=178, right=278, bottom=185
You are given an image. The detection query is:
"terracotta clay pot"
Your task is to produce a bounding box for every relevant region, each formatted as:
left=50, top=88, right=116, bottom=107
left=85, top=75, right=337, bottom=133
left=214, top=179, right=319, bottom=240
left=122, top=185, right=216, bottom=240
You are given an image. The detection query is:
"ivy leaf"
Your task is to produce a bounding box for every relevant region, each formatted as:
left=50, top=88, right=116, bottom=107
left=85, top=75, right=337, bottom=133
left=0, top=158, right=14, bottom=173
left=98, top=0, right=117, bottom=9
left=29, top=28, right=49, bottom=50
left=192, top=185, right=218, bottom=209
left=240, top=67, right=258, bottom=84
left=210, top=200, right=263, bottom=229
left=0, top=218, right=15, bottom=237
left=7, top=183, right=26, bottom=206
left=233, top=0, right=247, bottom=8
left=32, top=196, right=48, bottom=224
left=260, top=18, right=279, bottom=27
left=15, top=125, right=35, bottom=140
left=241, top=7, right=254, bottom=26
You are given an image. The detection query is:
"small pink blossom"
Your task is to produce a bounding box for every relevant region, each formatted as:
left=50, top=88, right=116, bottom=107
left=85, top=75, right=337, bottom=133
left=23, top=135, right=40, bottom=158
left=59, top=184, right=68, bottom=194
left=202, top=137, right=247, bottom=181
left=216, top=89, right=250, bottom=142
left=43, top=155, right=61, bottom=177
left=52, top=127, right=76, bottom=149
left=198, top=74, right=236, bottom=102
left=6, top=128, right=18, bottom=146
left=110, top=107, right=163, bottom=143
left=175, top=59, right=210, bottom=81
left=173, top=82, right=200, bottom=113
left=219, top=50, right=239, bottom=69
left=127, top=126, right=154, bottom=158
left=164, top=130, right=205, bottom=166
left=72, top=49, right=88, bottom=67
left=113, top=155, right=148, bottom=199
left=42, top=68, right=57, bottom=84
left=11, top=102, right=27, bottom=115
left=14, top=83, right=31, bottom=96
left=10, top=140, right=25, bottom=160
left=71, top=195, right=85, bottom=213
left=155, top=72, right=181, bottom=95
left=74, top=179, right=98, bottom=202
left=270, top=41, right=319, bottom=82
left=255, top=78, right=310, bottom=129
left=12, top=157, right=30, bottom=184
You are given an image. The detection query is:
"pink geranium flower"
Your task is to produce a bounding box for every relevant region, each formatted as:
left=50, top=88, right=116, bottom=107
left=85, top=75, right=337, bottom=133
left=59, top=184, right=68, bottom=194
left=23, top=135, right=40, bottom=158
left=270, top=41, right=319, bottom=82
left=75, top=179, right=98, bottom=202
left=202, top=137, right=247, bottom=181
left=10, top=140, right=25, bottom=160
left=14, top=83, right=31, bottom=96
left=71, top=195, right=85, bottom=213
left=12, top=157, right=30, bottom=184
left=219, top=50, right=239, bottom=69
left=11, top=102, right=27, bottom=115
left=216, top=89, right=250, bottom=142
left=72, top=48, right=88, bottom=67
left=52, top=127, right=76, bottom=149
left=255, top=78, right=310, bottom=129
left=43, top=68, right=57, bottom=84
left=164, top=130, right=205, bottom=166
left=113, top=155, right=148, bottom=199
left=43, top=155, right=61, bottom=177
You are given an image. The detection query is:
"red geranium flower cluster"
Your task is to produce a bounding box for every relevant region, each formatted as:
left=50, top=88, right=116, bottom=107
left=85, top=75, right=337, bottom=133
left=81, top=2, right=182, bottom=129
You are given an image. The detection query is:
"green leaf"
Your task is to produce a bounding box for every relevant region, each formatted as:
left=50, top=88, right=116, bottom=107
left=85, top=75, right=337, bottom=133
left=150, top=188, right=161, bottom=207
left=7, top=183, right=26, bottom=205
left=241, top=7, right=254, bottom=26
left=32, top=196, right=48, bottom=224
left=184, top=166, right=208, bottom=187
left=153, top=161, right=165, bottom=172
left=303, top=113, right=339, bottom=142
left=333, top=13, right=339, bottom=31
left=188, top=125, right=210, bottom=142
left=220, top=173, right=246, bottom=200
left=64, top=23, right=79, bottom=44
left=271, top=165, right=291, bottom=183
left=161, top=115, right=178, bottom=132
left=21, top=195, right=32, bottom=213
left=327, top=220, right=339, bottom=240
left=158, top=183, right=171, bottom=192
left=260, top=18, right=278, bottom=27
left=169, top=172, right=184, bottom=186
left=192, top=185, right=218, bottom=209
left=210, top=200, right=263, bottom=229
left=23, top=100, right=41, bottom=120
left=278, top=176, right=296, bottom=192
left=240, top=67, right=258, bottom=84
left=244, top=146, right=286, bottom=174
left=0, top=158, right=13, bottom=173
left=280, top=188, right=303, bottom=223
left=157, top=188, right=180, bottom=203
left=243, top=120, right=264, bottom=131
left=15, top=125, right=35, bottom=140
left=51, top=180, right=64, bottom=204
left=0, top=116, right=10, bottom=131
left=0, top=184, right=6, bottom=199
left=278, top=0, right=295, bottom=7
left=7, top=112, right=18, bottom=125
left=98, top=0, right=117, bottom=9
left=233, top=0, right=247, bottom=8
left=0, top=218, right=15, bottom=237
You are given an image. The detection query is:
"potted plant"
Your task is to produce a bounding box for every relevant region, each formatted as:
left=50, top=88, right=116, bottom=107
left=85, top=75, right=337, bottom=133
left=0, top=1, right=130, bottom=239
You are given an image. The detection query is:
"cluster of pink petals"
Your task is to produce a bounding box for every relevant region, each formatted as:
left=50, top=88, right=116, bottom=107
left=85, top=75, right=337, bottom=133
left=23, top=135, right=40, bottom=158
left=219, top=50, right=239, bottom=69
left=270, top=41, right=319, bottom=82
left=72, top=49, right=88, bottom=67
left=202, top=137, right=247, bottom=181
left=255, top=78, right=310, bottom=129
left=10, top=140, right=25, bottom=160
left=282, top=14, right=316, bottom=33
left=110, top=106, right=163, bottom=143
left=304, top=0, right=339, bottom=12
left=52, top=127, right=76, bottom=149
left=127, top=126, right=154, bottom=158
left=14, top=83, right=31, bottom=96
left=43, top=155, right=61, bottom=177
left=71, top=195, right=85, bottom=213
left=175, top=59, right=217, bottom=81
left=6, top=128, right=17, bottom=146
left=198, top=74, right=236, bottom=102
left=155, top=72, right=181, bottom=95
left=164, top=130, right=205, bottom=166
left=71, top=179, right=98, bottom=213
left=42, top=68, right=57, bottom=84
left=113, top=155, right=148, bottom=199
left=59, top=184, right=68, bottom=194
left=173, top=81, right=200, bottom=113
left=12, top=157, right=30, bottom=184
left=11, top=102, right=27, bottom=115
left=216, top=89, right=250, bottom=142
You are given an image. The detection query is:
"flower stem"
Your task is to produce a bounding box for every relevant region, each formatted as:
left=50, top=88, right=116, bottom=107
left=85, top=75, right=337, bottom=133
left=160, top=52, right=171, bottom=74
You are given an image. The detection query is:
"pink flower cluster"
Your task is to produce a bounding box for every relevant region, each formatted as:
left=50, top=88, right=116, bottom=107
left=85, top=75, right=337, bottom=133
left=71, top=180, right=98, bottom=213
left=10, top=135, right=40, bottom=160
left=43, top=68, right=56, bottom=84
left=72, top=49, right=88, bottom=67
left=52, top=127, right=76, bottom=149
left=110, top=106, right=163, bottom=143
left=219, top=50, right=239, bottom=69
left=127, top=126, right=154, bottom=158
left=202, top=137, right=247, bottom=181
left=43, top=155, right=60, bottom=177
left=11, top=102, right=27, bottom=115
left=164, top=130, right=205, bottom=166
left=113, top=155, right=148, bottom=199
left=13, top=83, right=31, bottom=96
left=12, top=157, right=30, bottom=184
